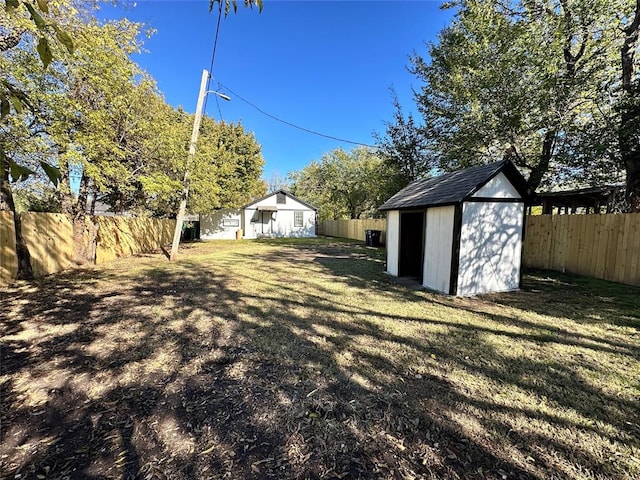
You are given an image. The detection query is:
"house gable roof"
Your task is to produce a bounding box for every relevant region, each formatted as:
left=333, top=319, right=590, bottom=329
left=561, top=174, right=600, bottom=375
left=243, top=189, right=318, bottom=211
left=378, top=160, right=533, bottom=211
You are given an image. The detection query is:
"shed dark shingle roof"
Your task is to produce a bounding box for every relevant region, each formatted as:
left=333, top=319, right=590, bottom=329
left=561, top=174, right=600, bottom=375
left=378, top=160, right=532, bottom=211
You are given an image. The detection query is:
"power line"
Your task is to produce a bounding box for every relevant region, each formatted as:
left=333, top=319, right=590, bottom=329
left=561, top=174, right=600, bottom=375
left=199, top=6, right=374, bottom=148
left=215, top=94, right=224, bottom=122
left=202, top=0, right=224, bottom=117
left=216, top=80, right=377, bottom=148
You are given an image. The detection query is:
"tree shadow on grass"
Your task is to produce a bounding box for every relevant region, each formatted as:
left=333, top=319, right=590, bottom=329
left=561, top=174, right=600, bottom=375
left=1, top=240, right=638, bottom=479
left=491, top=268, right=640, bottom=329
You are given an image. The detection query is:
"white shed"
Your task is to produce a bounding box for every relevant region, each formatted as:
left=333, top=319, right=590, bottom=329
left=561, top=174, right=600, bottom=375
left=378, top=160, right=533, bottom=296
left=200, top=190, right=317, bottom=240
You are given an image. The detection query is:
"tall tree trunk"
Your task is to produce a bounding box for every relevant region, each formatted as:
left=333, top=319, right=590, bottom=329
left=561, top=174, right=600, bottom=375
left=89, top=187, right=97, bottom=216
left=59, top=157, right=74, bottom=216
left=58, top=157, right=98, bottom=264
left=620, top=1, right=640, bottom=212
left=72, top=173, right=98, bottom=265
left=0, top=157, right=33, bottom=280
left=527, top=129, right=556, bottom=191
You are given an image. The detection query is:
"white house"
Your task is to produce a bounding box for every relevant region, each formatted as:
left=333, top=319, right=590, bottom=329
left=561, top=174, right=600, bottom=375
left=199, top=209, right=243, bottom=240
left=200, top=190, right=317, bottom=240
left=378, top=160, right=533, bottom=296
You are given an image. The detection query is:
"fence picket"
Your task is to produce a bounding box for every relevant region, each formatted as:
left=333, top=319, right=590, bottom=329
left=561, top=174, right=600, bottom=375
left=0, top=212, right=17, bottom=284
left=523, top=213, right=640, bottom=286
left=0, top=213, right=176, bottom=285
left=318, top=219, right=386, bottom=244
left=319, top=215, right=640, bottom=287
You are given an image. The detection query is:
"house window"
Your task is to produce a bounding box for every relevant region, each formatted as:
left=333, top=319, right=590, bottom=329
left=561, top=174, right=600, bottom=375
left=294, top=211, right=303, bottom=227
left=276, top=192, right=286, bottom=204
left=222, top=219, right=240, bottom=227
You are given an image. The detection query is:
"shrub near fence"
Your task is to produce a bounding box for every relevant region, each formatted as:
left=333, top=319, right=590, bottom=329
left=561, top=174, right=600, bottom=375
left=0, top=213, right=176, bottom=285
left=318, top=219, right=387, bottom=244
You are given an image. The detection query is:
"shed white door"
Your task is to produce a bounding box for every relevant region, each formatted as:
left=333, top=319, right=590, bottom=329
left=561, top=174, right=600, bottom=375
left=422, top=205, right=455, bottom=294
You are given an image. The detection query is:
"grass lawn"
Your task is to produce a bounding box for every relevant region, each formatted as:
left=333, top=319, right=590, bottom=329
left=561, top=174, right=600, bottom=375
left=1, top=238, right=639, bottom=480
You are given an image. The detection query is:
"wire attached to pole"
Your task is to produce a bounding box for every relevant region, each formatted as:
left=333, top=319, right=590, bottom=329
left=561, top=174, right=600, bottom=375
left=216, top=80, right=377, bottom=148
left=203, top=0, right=224, bottom=117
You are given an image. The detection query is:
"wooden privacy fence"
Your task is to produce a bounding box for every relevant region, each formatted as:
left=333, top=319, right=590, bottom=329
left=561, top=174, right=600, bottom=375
left=95, top=216, right=175, bottom=264
left=22, top=213, right=74, bottom=278
left=0, top=211, right=17, bottom=285
left=523, top=213, right=640, bottom=286
left=318, top=219, right=387, bottom=243
left=319, top=214, right=640, bottom=287
left=0, top=213, right=175, bottom=285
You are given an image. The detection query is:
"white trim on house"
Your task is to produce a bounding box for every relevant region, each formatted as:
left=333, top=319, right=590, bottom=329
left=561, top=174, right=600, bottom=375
left=201, top=191, right=317, bottom=240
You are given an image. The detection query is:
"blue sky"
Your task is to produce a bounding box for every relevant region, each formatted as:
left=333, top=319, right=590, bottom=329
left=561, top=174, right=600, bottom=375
left=99, top=1, right=454, bottom=180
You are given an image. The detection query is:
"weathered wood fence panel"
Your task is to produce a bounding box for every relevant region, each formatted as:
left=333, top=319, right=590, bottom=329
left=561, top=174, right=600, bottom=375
left=320, top=214, right=640, bottom=286
left=523, top=213, right=640, bottom=286
left=95, top=217, right=175, bottom=264
left=0, top=211, right=17, bottom=285
left=0, top=214, right=176, bottom=285
left=318, top=219, right=387, bottom=243
left=21, top=213, right=74, bottom=278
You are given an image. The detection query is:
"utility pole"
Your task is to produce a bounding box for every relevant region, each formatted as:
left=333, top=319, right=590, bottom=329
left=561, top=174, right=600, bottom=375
left=170, top=69, right=209, bottom=261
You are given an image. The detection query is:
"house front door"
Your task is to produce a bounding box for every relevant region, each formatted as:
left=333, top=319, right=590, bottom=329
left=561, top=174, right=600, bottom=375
left=261, top=211, right=273, bottom=235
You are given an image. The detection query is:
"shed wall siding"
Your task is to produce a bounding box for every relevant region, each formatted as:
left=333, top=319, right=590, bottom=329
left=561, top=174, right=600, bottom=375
left=386, top=210, right=400, bottom=276
left=472, top=172, right=521, bottom=199
left=200, top=210, right=243, bottom=240
left=457, top=202, right=523, bottom=296
left=423, top=205, right=455, bottom=293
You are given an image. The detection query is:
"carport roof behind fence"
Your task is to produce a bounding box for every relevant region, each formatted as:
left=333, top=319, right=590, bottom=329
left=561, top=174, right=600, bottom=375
left=378, top=160, right=533, bottom=211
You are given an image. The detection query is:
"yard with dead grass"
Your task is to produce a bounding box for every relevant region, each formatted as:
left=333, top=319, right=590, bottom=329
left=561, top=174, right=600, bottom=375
left=1, top=238, right=639, bottom=479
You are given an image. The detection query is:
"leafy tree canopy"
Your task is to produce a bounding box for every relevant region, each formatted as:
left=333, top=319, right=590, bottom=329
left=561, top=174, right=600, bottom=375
left=140, top=116, right=266, bottom=216
left=383, top=0, right=639, bottom=202
left=290, top=147, right=391, bottom=220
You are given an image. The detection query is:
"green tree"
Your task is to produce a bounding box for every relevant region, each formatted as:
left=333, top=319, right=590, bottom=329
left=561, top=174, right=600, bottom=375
left=43, top=17, right=153, bottom=262
left=12, top=179, right=61, bottom=213
left=4, top=7, right=166, bottom=262
left=290, top=147, right=391, bottom=220
left=617, top=1, right=640, bottom=210
left=408, top=0, right=625, bottom=191
left=1, top=0, right=75, bottom=278
left=210, top=0, right=263, bottom=15
left=374, top=90, right=436, bottom=193
left=140, top=116, right=265, bottom=216
left=190, top=118, right=265, bottom=211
